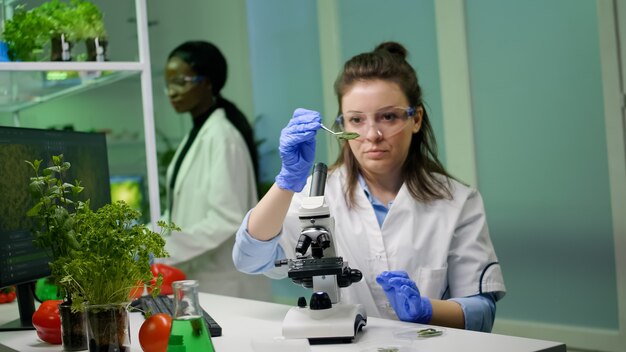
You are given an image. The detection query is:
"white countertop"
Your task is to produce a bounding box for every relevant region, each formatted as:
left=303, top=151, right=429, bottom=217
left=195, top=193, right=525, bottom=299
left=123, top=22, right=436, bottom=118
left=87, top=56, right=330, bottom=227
left=0, top=293, right=566, bottom=352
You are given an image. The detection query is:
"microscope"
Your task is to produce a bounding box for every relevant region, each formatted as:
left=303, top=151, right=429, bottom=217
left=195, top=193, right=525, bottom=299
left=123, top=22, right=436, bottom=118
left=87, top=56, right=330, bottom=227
left=275, top=163, right=367, bottom=344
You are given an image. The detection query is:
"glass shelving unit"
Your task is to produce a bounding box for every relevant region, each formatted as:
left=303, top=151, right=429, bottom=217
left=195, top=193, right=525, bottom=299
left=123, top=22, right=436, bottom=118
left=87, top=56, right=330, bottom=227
left=0, top=69, right=139, bottom=113
left=0, top=0, right=161, bottom=225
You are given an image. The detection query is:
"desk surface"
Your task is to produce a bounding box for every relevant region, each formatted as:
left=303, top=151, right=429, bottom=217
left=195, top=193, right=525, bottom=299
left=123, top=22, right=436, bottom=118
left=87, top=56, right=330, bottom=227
left=0, top=293, right=566, bottom=352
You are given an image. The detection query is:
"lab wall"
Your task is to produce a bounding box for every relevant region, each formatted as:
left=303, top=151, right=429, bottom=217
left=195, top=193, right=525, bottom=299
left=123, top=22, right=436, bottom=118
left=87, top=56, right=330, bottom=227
left=467, top=0, right=618, bottom=330
left=245, top=0, right=327, bottom=183
left=336, top=0, right=446, bottom=167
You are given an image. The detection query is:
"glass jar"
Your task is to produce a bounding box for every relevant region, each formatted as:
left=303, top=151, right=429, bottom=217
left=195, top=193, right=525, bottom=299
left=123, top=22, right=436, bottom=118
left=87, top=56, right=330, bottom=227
left=84, top=302, right=130, bottom=352
left=58, top=300, right=88, bottom=351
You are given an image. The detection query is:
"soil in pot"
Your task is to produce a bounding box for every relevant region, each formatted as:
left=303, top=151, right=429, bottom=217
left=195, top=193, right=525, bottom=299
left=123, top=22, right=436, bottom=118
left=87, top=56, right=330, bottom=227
left=85, top=37, right=107, bottom=62
left=85, top=304, right=130, bottom=352
left=50, top=34, right=73, bottom=61
left=58, top=301, right=88, bottom=351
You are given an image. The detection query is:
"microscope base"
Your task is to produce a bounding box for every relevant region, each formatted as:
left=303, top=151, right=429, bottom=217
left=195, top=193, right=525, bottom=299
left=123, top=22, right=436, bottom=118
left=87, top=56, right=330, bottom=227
left=282, top=303, right=367, bottom=344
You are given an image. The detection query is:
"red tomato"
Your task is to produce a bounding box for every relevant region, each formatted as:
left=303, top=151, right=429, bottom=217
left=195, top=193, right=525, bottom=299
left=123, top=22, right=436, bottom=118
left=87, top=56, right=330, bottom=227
left=129, top=280, right=145, bottom=299
left=149, top=264, right=186, bottom=295
left=31, top=300, right=63, bottom=344
left=138, top=313, right=172, bottom=352
left=0, top=286, right=16, bottom=304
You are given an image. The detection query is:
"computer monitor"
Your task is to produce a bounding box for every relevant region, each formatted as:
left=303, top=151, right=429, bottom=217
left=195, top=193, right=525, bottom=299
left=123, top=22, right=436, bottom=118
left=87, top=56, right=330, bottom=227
left=0, top=126, right=111, bottom=331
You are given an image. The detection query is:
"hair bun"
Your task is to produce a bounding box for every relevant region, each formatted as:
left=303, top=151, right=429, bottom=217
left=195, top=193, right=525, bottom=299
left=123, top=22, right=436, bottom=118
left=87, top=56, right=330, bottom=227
left=374, top=41, right=408, bottom=60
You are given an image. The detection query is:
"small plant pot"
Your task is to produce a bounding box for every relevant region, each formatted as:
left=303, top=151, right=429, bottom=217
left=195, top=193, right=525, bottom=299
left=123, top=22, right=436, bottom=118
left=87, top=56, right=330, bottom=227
left=58, top=302, right=88, bottom=351
left=85, top=37, right=107, bottom=62
left=50, top=34, right=73, bottom=61
left=84, top=303, right=130, bottom=352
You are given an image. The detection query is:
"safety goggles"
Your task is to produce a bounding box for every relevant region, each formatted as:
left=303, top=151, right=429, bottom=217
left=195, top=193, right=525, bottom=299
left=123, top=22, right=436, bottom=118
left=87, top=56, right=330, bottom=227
left=164, top=75, right=205, bottom=94
left=336, top=106, right=416, bottom=141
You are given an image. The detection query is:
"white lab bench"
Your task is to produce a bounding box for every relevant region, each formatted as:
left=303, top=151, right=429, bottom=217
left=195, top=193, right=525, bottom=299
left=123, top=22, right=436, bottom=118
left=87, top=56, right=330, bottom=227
left=0, top=292, right=566, bottom=352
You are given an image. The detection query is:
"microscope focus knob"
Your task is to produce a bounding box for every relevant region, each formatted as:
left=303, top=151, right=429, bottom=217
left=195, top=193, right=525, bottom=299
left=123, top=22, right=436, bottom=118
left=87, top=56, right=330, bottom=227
left=274, top=259, right=289, bottom=267
left=337, top=268, right=364, bottom=287
left=297, top=296, right=307, bottom=308
left=309, top=291, right=332, bottom=310
left=350, top=269, right=363, bottom=283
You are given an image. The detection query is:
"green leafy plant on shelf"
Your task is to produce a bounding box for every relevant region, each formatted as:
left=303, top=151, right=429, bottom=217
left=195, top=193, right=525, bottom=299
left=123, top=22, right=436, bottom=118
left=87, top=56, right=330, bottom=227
left=71, top=0, right=108, bottom=61
left=71, top=0, right=107, bottom=40
left=34, top=0, right=79, bottom=41
left=1, top=0, right=107, bottom=61
left=35, top=0, right=81, bottom=61
left=2, top=0, right=76, bottom=61
left=1, top=5, right=49, bottom=61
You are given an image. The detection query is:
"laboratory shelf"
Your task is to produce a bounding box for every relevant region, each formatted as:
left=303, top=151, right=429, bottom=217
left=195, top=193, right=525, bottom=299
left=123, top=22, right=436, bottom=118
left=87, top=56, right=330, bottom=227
left=0, top=0, right=161, bottom=226
left=0, top=69, right=139, bottom=113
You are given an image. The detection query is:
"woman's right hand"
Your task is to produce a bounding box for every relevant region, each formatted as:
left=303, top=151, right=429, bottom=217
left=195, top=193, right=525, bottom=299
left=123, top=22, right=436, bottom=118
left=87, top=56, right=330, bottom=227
left=275, top=108, right=321, bottom=192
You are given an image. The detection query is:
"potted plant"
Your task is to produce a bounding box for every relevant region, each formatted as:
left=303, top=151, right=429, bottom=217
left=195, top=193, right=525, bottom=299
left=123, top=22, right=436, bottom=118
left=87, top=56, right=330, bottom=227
left=33, top=0, right=78, bottom=61
left=27, top=155, right=176, bottom=351
left=26, top=155, right=90, bottom=351
left=1, top=0, right=108, bottom=62
left=1, top=5, right=50, bottom=61
left=60, top=200, right=173, bottom=352
left=71, top=0, right=107, bottom=61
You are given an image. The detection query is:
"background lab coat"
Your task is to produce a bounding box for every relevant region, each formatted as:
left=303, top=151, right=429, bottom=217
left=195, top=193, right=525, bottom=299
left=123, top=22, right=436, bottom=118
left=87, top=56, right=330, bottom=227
left=161, top=108, right=271, bottom=301
left=271, top=166, right=506, bottom=319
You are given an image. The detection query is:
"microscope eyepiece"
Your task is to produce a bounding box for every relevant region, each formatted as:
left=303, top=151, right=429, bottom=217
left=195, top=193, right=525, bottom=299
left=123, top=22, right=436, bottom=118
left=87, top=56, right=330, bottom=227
left=310, top=163, right=328, bottom=197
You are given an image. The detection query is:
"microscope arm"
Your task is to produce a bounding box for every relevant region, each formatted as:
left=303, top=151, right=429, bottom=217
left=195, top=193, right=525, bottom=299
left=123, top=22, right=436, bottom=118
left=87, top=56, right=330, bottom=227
left=277, top=162, right=363, bottom=302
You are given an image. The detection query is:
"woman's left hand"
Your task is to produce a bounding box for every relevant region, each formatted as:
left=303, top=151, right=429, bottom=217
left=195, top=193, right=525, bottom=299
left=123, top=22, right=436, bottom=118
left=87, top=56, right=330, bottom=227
left=376, top=271, right=432, bottom=323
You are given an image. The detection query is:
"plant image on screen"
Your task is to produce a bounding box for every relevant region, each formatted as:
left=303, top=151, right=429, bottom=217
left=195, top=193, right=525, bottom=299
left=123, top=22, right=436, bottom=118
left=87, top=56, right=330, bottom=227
left=110, top=175, right=144, bottom=213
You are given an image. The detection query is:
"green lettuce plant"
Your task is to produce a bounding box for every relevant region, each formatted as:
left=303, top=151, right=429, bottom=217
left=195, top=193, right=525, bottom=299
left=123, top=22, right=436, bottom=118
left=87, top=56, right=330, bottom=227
left=1, top=5, right=49, bottom=61
left=34, top=0, right=78, bottom=41
left=1, top=0, right=107, bottom=61
left=71, top=0, right=107, bottom=40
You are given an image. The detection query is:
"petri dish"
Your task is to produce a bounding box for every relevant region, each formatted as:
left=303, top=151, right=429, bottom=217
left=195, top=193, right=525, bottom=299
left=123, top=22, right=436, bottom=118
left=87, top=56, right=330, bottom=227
left=359, top=341, right=417, bottom=352
left=393, top=327, right=446, bottom=341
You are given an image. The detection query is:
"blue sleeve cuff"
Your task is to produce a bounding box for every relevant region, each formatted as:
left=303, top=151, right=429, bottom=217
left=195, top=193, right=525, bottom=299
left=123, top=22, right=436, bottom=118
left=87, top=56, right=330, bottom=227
left=450, top=293, right=497, bottom=332
left=233, top=210, right=286, bottom=274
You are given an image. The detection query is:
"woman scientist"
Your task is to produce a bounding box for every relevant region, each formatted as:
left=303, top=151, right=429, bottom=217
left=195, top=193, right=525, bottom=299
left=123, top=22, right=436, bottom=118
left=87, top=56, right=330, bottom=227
left=233, top=42, right=506, bottom=331
left=161, top=40, right=270, bottom=300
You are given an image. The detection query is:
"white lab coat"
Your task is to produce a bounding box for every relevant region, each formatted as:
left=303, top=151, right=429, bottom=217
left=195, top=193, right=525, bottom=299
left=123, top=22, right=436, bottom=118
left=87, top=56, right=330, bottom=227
left=275, top=166, right=506, bottom=319
left=161, top=108, right=271, bottom=301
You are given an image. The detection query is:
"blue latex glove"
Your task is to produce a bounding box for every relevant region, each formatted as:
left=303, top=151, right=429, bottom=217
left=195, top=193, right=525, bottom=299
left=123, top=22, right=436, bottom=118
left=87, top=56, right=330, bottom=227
left=376, top=270, right=433, bottom=323
left=275, top=108, right=321, bottom=192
